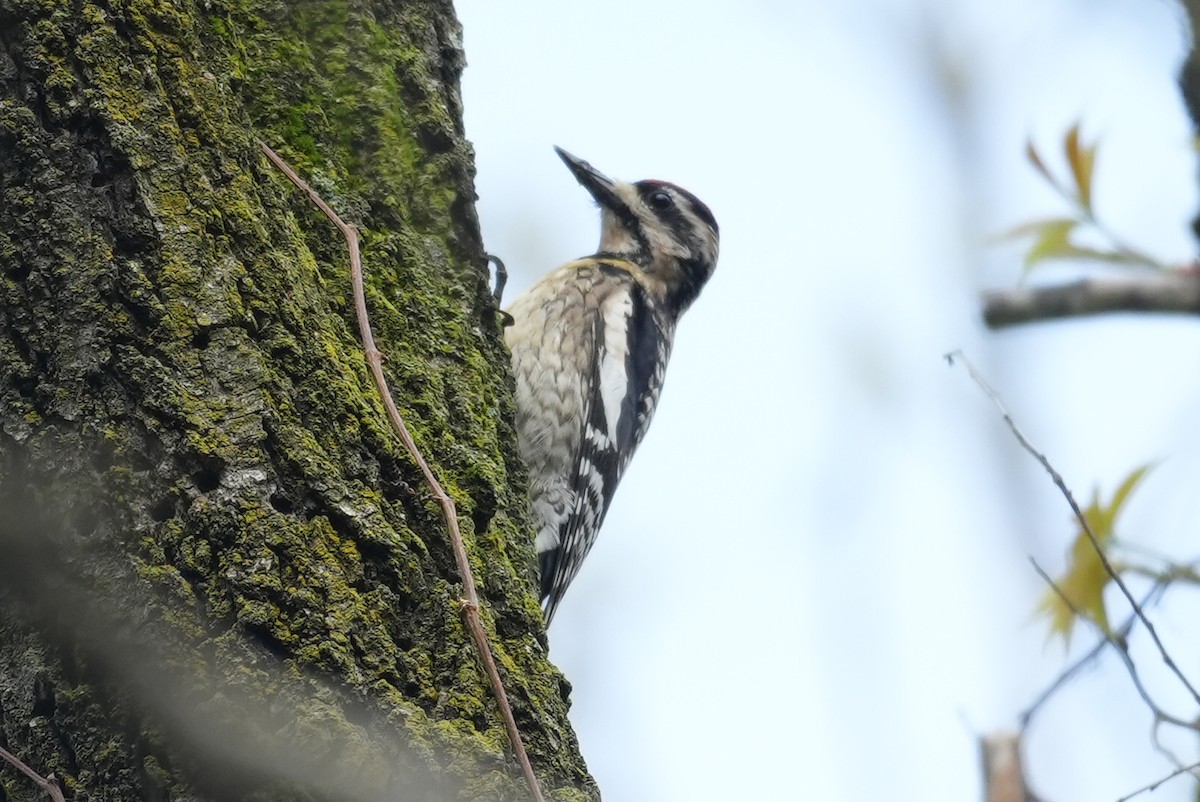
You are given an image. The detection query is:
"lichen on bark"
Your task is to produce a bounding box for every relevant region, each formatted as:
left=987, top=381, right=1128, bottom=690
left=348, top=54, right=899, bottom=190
left=0, top=0, right=596, bottom=799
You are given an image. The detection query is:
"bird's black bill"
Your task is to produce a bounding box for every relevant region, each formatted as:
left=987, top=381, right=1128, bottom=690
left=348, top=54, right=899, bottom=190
left=554, top=146, right=624, bottom=213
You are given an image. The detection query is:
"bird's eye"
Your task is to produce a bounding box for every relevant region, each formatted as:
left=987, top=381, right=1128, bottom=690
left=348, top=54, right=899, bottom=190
left=649, top=191, right=673, bottom=210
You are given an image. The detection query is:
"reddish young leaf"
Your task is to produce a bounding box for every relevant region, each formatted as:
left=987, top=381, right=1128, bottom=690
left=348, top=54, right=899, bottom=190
left=1064, top=123, right=1096, bottom=212
left=1025, top=139, right=1055, bottom=186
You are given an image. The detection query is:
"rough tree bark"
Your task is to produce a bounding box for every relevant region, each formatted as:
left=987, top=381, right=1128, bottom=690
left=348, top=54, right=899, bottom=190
left=1180, top=0, right=1200, bottom=220
left=0, top=1, right=595, bottom=800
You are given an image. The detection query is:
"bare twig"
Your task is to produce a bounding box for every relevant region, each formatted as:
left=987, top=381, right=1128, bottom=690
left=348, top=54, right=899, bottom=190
left=1018, top=629, right=1108, bottom=731
left=1124, top=564, right=1200, bottom=586
left=1029, top=560, right=1197, bottom=732
left=1147, top=720, right=1200, bottom=780
left=258, top=140, right=545, bottom=802
left=946, top=349, right=1200, bottom=707
left=1017, top=575, right=1200, bottom=795
left=1018, top=584, right=1162, bottom=731
left=1116, top=760, right=1200, bottom=801
left=982, top=273, right=1200, bottom=329
left=0, top=744, right=67, bottom=802
left=1118, top=549, right=1200, bottom=587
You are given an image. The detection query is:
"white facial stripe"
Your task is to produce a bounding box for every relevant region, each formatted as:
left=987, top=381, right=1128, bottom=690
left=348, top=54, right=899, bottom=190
left=596, top=182, right=719, bottom=289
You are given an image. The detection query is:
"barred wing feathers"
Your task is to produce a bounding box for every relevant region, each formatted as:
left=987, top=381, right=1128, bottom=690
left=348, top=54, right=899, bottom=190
left=540, top=267, right=670, bottom=623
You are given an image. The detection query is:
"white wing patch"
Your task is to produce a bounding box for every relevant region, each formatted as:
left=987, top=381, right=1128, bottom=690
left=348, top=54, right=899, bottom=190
left=595, top=288, right=633, bottom=442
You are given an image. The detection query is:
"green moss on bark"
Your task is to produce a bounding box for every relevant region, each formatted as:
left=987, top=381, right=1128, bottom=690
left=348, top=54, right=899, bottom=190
left=0, top=0, right=595, bottom=799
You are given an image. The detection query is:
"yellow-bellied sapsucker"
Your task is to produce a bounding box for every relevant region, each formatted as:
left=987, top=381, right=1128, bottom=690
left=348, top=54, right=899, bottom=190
left=505, top=148, right=719, bottom=625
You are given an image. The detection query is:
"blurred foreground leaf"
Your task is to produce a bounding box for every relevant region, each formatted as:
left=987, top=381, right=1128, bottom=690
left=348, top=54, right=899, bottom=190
left=1037, top=465, right=1152, bottom=645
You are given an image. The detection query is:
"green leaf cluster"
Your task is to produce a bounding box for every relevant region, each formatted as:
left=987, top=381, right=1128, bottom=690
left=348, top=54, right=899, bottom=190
left=1038, top=465, right=1152, bottom=644
left=1005, top=124, right=1163, bottom=272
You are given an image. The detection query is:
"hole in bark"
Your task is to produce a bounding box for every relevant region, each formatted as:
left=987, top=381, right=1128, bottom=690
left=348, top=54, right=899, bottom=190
left=149, top=495, right=175, bottom=522
left=192, top=327, right=211, bottom=349
left=193, top=467, right=221, bottom=493
left=470, top=488, right=496, bottom=543
left=269, top=492, right=293, bottom=515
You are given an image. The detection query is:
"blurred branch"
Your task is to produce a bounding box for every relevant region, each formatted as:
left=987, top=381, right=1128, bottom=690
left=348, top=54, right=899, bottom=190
left=0, top=744, right=66, bottom=802
left=1123, top=562, right=1200, bottom=587
left=982, top=273, right=1200, bottom=329
left=991, top=125, right=1198, bottom=330
left=946, top=349, right=1200, bottom=707
left=980, top=731, right=1041, bottom=802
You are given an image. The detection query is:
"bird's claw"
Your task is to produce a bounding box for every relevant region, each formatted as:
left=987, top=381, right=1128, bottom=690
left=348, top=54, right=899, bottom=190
left=487, top=253, right=508, bottom=306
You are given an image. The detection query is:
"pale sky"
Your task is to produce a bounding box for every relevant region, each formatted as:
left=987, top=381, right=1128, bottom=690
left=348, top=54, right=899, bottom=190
left=458, top=2, right=1200, bottom=800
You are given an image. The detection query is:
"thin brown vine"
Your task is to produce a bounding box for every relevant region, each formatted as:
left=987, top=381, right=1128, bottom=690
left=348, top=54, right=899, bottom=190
left=257, top=140, right=545, bottom=802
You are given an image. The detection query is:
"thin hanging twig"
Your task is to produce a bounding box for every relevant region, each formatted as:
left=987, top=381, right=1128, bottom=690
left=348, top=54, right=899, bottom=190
left=0, top=744, right=67, bottom=802
left=945, top=349, right=1200, bottom=706
left=258, top=140, right=544, bottom=802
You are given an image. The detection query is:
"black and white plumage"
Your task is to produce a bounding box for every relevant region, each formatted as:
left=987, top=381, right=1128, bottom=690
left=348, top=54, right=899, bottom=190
left=505, top=148, right=719, bottom=625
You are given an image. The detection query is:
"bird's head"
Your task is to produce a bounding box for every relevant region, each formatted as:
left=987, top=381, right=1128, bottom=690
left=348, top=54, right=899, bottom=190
left=555, top=147, right=719, bottom=314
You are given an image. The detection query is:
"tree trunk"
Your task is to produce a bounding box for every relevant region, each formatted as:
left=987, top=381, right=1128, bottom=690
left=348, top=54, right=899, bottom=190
left=0, top=1, right=594, bottom=799
left=1180, top=0, right=1200, bottom=240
